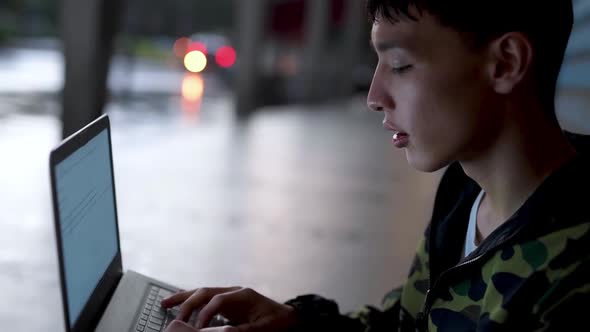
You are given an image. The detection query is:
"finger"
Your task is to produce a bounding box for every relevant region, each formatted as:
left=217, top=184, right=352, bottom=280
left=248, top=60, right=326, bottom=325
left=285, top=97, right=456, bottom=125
left=164, top=320, right=198, bottom=332
left=177, top=287, right=241, bottom=322
left=195, top=288, right=255, bottom=329
left=162, top=289, right=194, bottom=308
left=198, top=327, right=239, bottom=332
left=199, top=318, right=273, bottom=332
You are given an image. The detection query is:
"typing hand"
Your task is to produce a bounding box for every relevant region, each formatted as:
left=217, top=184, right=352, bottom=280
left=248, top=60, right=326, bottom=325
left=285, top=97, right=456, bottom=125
left=164, top=320, right=196, bottom=332
left=161, top=287, right=299, bottom=332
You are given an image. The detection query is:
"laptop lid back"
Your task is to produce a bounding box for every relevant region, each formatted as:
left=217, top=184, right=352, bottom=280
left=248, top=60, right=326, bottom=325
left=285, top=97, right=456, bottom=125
left=50, top=114, right=123, bottom=332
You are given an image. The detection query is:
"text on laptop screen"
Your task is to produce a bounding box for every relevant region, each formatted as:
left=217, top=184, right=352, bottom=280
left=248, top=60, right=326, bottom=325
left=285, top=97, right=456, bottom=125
left=55, top=129, right=118, bottom=327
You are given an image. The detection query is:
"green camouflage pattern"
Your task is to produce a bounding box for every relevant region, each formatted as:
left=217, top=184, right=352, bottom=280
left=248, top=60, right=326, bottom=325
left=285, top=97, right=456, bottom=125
left=345, top=222, right=590, bottom=331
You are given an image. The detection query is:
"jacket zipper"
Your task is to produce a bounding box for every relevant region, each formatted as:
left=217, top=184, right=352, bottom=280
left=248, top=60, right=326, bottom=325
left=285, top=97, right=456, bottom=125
left=416, top=252, right=488, bottom=331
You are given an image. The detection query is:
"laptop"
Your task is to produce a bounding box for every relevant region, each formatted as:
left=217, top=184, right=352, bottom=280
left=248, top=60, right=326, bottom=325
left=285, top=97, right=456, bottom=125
left=49, top=114, right=224, bottom=332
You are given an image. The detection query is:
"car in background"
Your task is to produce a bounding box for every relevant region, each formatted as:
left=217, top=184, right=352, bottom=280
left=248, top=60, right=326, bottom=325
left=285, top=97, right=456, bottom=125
left=174, top=32, right=237, bottom=75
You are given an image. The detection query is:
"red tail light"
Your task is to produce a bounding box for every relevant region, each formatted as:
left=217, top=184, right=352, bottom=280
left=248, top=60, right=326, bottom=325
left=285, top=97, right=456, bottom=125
left=215, top=46, right=236, bottom=68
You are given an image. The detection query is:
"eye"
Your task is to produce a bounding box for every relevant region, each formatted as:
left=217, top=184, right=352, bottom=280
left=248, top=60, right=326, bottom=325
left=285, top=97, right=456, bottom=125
left=392, top=65, right=412, bottom=74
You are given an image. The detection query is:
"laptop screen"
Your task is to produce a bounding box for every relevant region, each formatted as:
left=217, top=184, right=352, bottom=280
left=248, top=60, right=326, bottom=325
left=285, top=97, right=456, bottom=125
left=54, top=128, right=119, bottom=327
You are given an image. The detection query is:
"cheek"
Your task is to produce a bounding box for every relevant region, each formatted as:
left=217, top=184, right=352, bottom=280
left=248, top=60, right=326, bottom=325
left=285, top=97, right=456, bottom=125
left=420, top=64, right=485, bottom=134
left=396, top=69, right=486, bottom=168
left=394, top=78, right=464, bottom=144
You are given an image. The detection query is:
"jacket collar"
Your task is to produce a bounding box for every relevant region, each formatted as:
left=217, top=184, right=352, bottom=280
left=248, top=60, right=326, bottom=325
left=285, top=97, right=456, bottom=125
left=429, top=152, right=590, bottom=277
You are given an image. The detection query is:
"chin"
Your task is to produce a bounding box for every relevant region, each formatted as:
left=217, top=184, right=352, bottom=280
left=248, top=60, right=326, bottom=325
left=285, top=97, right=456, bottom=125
left=405, top=148, right=451, bottom=173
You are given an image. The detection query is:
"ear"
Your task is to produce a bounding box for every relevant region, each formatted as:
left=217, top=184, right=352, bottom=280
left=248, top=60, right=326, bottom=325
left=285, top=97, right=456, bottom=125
left=486, top=32, right=534, bottom=95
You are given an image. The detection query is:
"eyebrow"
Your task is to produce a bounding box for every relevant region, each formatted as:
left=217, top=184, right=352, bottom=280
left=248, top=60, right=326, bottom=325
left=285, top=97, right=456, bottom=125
left=369, top=39, right=405, bottom=53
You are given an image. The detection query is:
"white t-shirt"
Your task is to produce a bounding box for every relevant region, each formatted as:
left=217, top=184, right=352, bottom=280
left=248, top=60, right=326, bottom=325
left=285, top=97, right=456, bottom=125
left=463, top=190, right=485, bottom=258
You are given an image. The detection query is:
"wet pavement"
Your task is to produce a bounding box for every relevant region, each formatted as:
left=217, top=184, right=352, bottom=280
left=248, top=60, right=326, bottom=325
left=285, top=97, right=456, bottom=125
left=0, top=93, right=444, bottom=331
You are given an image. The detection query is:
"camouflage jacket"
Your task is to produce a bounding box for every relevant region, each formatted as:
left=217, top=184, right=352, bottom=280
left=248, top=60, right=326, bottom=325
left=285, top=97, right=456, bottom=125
left=286, top=152, right=590, bottom=331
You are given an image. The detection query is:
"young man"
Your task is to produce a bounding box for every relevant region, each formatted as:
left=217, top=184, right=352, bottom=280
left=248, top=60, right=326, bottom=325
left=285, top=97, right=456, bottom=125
left=162, top=0, right=589, bottom=330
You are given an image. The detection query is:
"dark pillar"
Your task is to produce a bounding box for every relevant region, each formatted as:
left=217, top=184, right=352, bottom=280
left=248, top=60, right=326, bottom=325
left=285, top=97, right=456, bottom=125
left=301, top=0, right=331, bottom=103
left=340, top=0, right=367, bottom=96
left=235, top=0, right=268, bottom=117
left=61, top=0, right=123, bottom=137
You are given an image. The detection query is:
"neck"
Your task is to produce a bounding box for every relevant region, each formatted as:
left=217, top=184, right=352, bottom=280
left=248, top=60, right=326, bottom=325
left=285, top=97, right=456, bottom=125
left=460, top=100, right=578, bottom=234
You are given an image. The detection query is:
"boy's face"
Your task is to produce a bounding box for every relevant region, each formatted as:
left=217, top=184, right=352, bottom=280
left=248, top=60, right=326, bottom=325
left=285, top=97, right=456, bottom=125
left=368, top=10, right=501, bottom=172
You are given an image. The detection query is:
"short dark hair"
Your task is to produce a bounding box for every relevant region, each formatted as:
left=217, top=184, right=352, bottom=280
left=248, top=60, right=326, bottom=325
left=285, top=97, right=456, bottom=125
left=366, top=0, right=574, bottom=123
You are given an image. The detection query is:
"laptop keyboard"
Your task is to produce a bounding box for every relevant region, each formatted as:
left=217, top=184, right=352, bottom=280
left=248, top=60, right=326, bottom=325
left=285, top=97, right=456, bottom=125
left=134, top=285, right=197, bottom=332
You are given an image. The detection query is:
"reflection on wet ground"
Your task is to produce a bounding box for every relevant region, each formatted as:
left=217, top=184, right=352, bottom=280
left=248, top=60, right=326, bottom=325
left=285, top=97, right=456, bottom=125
left=0, top=94, right=444, bottom=331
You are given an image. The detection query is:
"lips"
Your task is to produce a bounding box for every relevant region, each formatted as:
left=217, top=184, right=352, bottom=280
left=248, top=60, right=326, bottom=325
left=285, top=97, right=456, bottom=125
left=393, top=132, right=408, bottom=140
left=383, top=121, right=410, bottom=148
left=383, top=122, right=408, bottom=136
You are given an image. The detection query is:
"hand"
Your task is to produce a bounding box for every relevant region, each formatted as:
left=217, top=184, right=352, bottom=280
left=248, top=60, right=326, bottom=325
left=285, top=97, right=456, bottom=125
left=161, top=286, right=300, bottom=332
left=164, top=320, right=198, bottom=332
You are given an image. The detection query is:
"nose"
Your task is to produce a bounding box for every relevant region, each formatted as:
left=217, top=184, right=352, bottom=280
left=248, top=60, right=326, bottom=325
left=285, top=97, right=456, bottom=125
left=366, top=68, right=392, bottom=113
left=367, top=100, right=384, bottom=112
